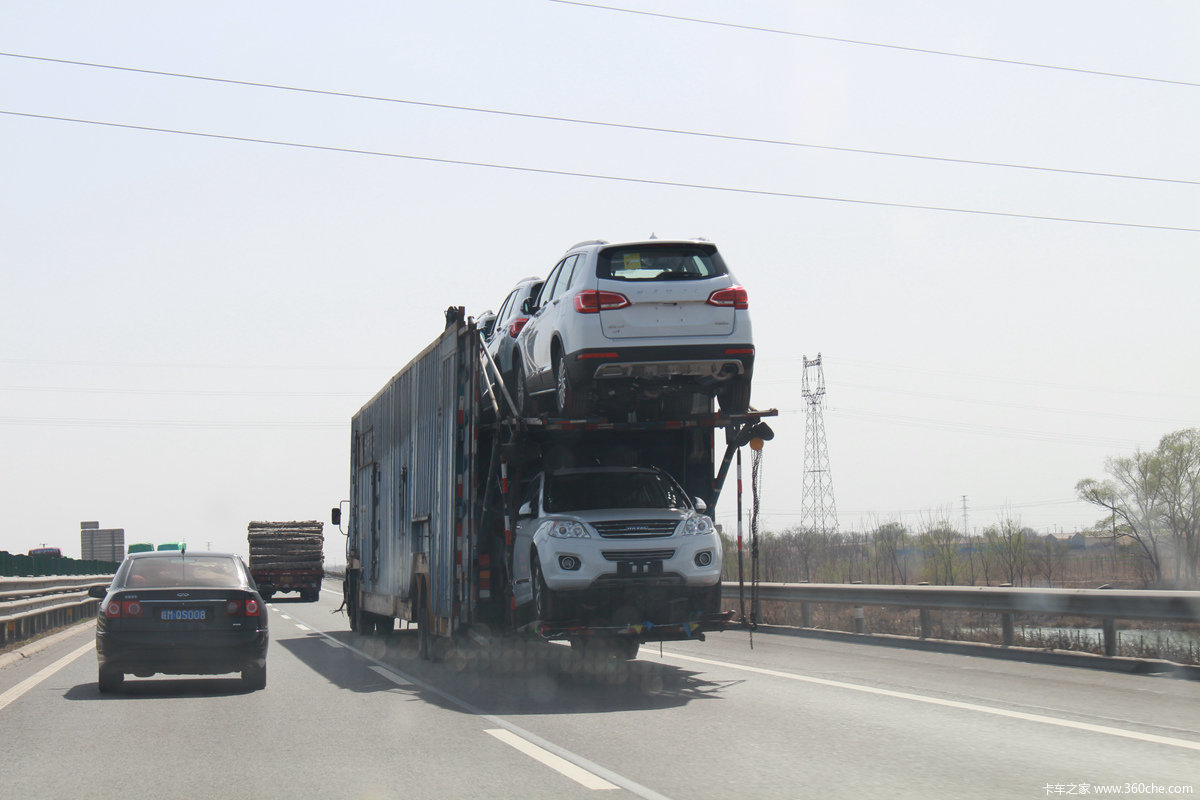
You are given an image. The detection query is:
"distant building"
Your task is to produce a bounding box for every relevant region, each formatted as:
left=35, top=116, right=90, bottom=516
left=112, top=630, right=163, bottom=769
left=81, top=522, right=125, bottom=562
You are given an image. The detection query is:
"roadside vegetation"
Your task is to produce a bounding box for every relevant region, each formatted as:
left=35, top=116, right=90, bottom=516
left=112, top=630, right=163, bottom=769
left=718, top=427, right=1200, bottom=664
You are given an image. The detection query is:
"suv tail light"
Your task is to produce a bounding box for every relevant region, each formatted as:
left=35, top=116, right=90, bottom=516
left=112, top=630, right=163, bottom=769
left=574, top=290, right=630, bottom=313
left=509, top=317, right=529, bottom=337
left=121, top=600, right=143, bottom=617
left=244, top=598, right=261, bottom=616
left=706, top=286, right=748, bottom=310
left=104, top=600, right=123, bottom=618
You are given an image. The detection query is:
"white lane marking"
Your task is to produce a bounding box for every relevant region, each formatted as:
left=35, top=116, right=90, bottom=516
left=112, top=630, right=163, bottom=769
left=279, top=614, right=292, bottom=621
left=486, top=728, right=618, bottom=791
left=321, top=639, right=345, bottom=649
left=0, top=641, right=95, bottom=713
left=294, top=623, right=311, bottom=632
left=369, top=665, right=412, bottom=687
left=660, top=650, right=1200, bottom=753
left=307, top=627, right=670, bottom=800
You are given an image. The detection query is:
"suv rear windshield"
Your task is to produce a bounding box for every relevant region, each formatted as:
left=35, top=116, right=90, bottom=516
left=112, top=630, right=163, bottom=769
left=123, top=556, right=242, bottom=588
left=544, top=471, right=690, bottom=512
left=597, top=244, right=727, bottom=282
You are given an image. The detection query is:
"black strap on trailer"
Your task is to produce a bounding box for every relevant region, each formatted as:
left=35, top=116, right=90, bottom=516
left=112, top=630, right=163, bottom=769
left=750, top=444, right=763, bottom=630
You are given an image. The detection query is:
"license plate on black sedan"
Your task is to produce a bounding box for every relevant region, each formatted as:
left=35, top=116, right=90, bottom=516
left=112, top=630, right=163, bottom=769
left=160, top=608, right=208, bottom=622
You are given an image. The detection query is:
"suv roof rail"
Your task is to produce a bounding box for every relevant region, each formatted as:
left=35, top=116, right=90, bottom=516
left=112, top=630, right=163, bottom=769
left=566, top=239, right=608, bottom=252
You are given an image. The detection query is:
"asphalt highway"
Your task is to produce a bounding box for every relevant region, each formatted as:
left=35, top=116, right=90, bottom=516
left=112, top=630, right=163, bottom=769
left=2, top=582, right=1197, bottom=799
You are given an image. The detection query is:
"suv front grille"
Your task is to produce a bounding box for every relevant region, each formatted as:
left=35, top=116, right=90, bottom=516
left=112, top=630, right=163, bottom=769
left=592, top=520, right=678, bottom=538
left=601, top=549, right=675, bottom=561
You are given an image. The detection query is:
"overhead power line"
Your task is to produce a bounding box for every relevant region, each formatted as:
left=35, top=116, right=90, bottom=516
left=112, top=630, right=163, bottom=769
left=4, top=110, right=1197, bottom=234
left=1, top=52, right=1194, bottom=187
left=548, top=0, right=1200, bottom=89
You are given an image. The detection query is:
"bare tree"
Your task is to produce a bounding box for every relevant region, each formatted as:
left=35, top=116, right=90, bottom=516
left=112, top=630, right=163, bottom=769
left=1030, top=534, right=1068, bottom=587
left=918, top=510, right=960, bottom=585
left=1156, top=428, right=1200, bottom=586
left=871, top=521, right=911, bottom=584
left=1077, top=449, right=1167, bottom=586
left=984, top=515, right=1031, bottom=586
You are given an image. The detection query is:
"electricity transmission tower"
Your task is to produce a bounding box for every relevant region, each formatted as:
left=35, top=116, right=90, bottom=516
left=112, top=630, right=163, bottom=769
left=801, top=353, right=838, bottom=535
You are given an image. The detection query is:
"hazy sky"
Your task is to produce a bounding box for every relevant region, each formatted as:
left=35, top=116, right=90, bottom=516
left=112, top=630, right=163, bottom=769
left=2, top=1, right=1197, bottom=564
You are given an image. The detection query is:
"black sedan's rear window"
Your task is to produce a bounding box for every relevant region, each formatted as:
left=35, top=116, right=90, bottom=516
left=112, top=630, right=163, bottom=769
left=123, top=557, right=241, bottom=588
left=597, top=244, right=727, bottom=282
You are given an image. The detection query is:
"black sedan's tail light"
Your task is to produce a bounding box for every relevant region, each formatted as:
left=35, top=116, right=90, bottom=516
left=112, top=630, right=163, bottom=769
left=223, top=596, right=261, bottom=617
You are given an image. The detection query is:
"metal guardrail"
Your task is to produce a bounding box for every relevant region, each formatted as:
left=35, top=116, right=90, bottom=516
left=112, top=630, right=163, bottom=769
left=0, top=576, right=113, bottom=648
left=722, top=582, right=1200, bottom=657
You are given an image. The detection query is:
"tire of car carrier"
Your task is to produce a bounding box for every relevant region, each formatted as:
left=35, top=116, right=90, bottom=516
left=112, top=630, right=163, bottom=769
left=97, top=666, right=124, bottom=693
left=347, top=575, right=363, bottom=632
left=375, top=615, right=394, bottom=635
left=417, top=580, right=432, bottom=661
left=554, top=352, right=587, bottom=417
left=241, top=662, right=266, bottom=691
left=718, top=377, right=751, bottom=415
left=532, top=555, right=557, bottom=622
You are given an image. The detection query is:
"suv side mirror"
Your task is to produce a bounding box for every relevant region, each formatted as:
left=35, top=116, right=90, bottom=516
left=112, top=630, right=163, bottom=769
left=518, top=501, right=534, bottom=518
left=88, top=585, right=109, bottom=599
left=693, top=497, right=708, bottom=513
left=520, top=298, right=537, bottom=315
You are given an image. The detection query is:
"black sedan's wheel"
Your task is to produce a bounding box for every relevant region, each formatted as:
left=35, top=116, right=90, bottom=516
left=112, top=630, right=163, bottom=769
left=97, top=666, right=124, bottom=694
left=241, top=662, right=267, bottom=691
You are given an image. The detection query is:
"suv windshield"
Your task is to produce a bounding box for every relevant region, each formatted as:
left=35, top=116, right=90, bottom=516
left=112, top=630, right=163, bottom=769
left=544, top=471, right=690, bottom=512
left=123, top=556, right=241, bottom=588
left=598, top=244, right=726, bottom=282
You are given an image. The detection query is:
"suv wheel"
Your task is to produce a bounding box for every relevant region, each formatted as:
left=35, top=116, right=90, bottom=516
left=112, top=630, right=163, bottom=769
left=555, top=353, right=587, bottom=418
left=532, top=555, right=558, bottom=622
left=718, top=377, right=751, bottom=415
left=515, top=361, right=533, bottom=417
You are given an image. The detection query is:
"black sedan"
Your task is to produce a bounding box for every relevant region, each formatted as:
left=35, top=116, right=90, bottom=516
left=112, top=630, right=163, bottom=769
left=89, top=550, right=269, bottom=692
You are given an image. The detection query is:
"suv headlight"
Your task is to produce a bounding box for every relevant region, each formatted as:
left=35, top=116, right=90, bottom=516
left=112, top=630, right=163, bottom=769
left=546, top=520, right=590, bottom=539
left=678, top=515, right=714, bottom=536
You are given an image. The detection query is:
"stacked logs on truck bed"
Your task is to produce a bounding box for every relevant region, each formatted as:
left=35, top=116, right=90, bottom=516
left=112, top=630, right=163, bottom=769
left=246, top=521, right=324, bottom=568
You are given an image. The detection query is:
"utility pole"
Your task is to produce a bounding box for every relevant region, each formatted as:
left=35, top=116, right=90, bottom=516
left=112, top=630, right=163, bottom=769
left=961, top=495, right=969, bottom=536
left=800, top=354, right=838, bottom=535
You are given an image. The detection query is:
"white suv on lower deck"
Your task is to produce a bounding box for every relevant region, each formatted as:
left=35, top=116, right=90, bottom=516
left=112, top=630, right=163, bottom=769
left=513, top=239, right=754, bottom=417
left=511, top=466, right=723, bottom=624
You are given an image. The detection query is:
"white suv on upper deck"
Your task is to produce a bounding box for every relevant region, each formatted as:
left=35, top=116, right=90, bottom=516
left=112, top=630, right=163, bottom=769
left=513, top=239, right=754, bottom=417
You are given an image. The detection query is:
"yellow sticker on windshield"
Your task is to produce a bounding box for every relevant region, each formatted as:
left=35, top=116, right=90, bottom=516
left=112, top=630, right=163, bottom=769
left=623, top=253, right=642, bottom=270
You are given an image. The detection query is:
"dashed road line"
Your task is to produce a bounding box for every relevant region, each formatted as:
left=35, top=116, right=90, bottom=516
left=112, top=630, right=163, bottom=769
left=486, top=728, right=618, bottom=791
left=0, top=641, right=94, bottom=713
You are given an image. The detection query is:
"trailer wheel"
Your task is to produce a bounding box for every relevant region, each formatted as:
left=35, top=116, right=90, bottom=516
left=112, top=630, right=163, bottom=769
left=532, top=556, right=558, bottom=622
left=417, top=581, right=432, bottom=660
left=375, top=615, right=394, bottom=635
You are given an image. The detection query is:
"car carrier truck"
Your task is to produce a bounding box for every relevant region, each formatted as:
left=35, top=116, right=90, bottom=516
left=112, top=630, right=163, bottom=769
left=335, top=308, right=773, bottom=660
left=247, top=520, right=324, bottom=601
